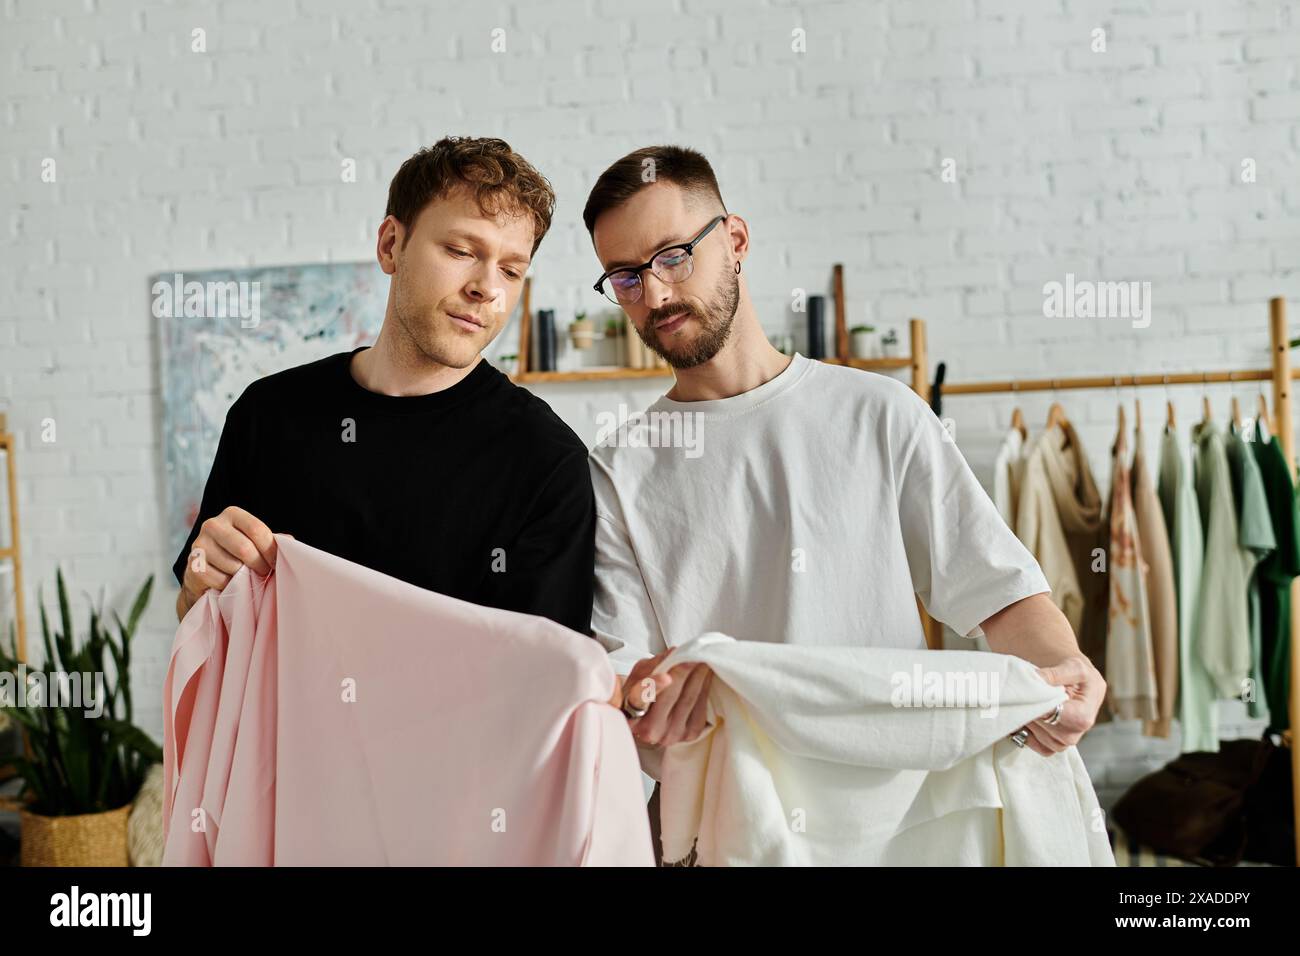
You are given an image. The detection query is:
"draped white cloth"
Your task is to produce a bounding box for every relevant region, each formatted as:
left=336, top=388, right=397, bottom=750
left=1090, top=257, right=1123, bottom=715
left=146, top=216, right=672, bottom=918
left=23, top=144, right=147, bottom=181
left=653, top=634, right=1116, bottom=867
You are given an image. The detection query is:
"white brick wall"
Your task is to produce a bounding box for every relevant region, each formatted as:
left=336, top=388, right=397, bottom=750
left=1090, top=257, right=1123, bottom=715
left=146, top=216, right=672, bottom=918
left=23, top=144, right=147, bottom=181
left=2, top=0, right=1298, bottom=805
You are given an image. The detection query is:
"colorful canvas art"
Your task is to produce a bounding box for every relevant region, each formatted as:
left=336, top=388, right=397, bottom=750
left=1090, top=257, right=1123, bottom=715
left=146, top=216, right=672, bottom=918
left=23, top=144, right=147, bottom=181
left=157, top=262, right=388, bottom=558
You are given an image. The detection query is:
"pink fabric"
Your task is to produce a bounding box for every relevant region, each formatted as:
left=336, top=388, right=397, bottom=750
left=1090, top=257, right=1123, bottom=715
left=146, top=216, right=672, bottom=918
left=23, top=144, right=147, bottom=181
left=163, top=534, right=653, bottom=866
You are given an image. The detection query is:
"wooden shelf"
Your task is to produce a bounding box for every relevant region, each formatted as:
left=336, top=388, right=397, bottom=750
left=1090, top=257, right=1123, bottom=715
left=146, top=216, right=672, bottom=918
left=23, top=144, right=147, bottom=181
left=510, top=271, right=922, bottom=386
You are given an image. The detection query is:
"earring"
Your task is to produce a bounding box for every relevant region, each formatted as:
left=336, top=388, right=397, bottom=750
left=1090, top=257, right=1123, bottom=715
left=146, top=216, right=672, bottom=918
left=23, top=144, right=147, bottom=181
left=734, top=261, right=742, bottom=275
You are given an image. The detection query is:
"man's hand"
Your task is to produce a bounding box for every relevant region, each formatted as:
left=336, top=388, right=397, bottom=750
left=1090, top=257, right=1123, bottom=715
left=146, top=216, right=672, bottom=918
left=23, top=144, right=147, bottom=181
left=607, top=674, right=626, bottom=708
left=176, top=506, right=286, bottom=621
left=617, top=650, right=714, bottom=749
left=979, top=592, right=1105, bottom=757
left=1021, top=654, right=1105, bottom=756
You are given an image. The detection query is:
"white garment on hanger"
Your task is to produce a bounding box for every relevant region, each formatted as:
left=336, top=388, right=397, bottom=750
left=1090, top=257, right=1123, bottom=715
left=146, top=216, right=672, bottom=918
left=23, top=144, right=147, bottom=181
left=993, top=426, right=1027, bottom=533
left=654, top=634, right=1116, bottom=867
left=984, top=426, right=1030, bottom=652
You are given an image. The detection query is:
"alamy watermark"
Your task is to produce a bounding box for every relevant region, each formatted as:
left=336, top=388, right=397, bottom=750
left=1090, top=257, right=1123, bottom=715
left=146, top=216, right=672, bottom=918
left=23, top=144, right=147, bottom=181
left=152, top=272, right=261, bottom=328
left=0, top=664, right=106, bottom=718
left=1043, top=273, right=1151, bottom=329
left=594, top=404, right=704, bottom=459
left=890, top=664, right=1001, bottom=718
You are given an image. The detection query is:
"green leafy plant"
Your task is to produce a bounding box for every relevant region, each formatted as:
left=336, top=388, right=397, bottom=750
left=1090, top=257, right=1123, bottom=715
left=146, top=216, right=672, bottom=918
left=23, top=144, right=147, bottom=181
left=0, top=570, right=161, bottom=815
left=849, top=324, right=876, bottom=334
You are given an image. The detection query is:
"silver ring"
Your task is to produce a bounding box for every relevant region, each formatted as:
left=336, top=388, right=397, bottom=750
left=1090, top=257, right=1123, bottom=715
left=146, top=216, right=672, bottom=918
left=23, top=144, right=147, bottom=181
left=621, top=695, right=649, bottom=720
left=1010, top=728, right=1030, bottom=748
left=1045, top=702, right=1064, bottom=726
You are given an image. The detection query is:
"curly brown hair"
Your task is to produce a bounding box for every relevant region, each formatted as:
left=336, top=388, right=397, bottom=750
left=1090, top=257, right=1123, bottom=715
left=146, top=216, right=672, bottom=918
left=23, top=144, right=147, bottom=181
left=385, top=136, right=556, bottom=256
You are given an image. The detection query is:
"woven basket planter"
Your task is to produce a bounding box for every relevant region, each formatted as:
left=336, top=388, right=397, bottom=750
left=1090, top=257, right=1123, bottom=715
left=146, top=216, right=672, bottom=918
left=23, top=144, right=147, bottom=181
left=20, top=804, right=131, bottom=867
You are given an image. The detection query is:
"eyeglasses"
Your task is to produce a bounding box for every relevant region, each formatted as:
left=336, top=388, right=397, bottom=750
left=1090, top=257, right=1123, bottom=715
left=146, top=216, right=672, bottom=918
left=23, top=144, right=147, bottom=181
left=592, top=215, right=727, bottom=306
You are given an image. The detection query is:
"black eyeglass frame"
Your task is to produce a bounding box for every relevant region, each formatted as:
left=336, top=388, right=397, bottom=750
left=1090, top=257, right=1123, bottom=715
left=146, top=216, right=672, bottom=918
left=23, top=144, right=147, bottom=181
left=592, top=214, right=728, bottom=304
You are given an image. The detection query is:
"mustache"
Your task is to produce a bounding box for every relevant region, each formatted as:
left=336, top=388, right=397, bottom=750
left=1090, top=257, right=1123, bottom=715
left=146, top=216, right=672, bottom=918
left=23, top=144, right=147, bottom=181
left=647, top=306, right=693, bottom=324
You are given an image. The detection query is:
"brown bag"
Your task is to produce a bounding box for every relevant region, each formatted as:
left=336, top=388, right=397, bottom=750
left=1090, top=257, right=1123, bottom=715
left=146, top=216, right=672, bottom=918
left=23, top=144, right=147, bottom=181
left=1111, top=738, right=1276, bottom=867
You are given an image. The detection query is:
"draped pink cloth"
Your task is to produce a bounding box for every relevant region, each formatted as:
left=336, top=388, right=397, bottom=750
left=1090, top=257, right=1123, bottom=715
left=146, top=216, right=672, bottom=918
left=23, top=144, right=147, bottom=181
left=162, top=534, right=653, bottom=866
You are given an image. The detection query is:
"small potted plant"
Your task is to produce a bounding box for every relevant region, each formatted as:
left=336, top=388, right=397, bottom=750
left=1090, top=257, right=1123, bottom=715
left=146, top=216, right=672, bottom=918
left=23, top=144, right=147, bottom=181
left=0, top=571, right=161, bottom=866
left=881, top=327, right=900, bottom=357
left=497, top=353, right=519, bottom=377
left=849, top=324, right=877, bottom=359
left=569, top=310, right=595, bottom=351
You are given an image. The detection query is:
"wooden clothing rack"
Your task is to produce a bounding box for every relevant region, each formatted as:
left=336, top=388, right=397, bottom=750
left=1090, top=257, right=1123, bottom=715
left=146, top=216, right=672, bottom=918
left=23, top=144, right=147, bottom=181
left=928, top=297, right=1299, bottom=866
left=0, top=424, right=27, bottom=787
left=0, top=425, right=25, bottom=663
left=510, top=266, right=1297, bottom=863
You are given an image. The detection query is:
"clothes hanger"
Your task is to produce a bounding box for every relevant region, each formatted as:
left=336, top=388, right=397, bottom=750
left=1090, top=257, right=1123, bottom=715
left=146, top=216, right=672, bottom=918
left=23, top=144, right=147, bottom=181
left=1010, top=406, right=1027, bottom=440
left=1008, top=381, right=1027, bottom=440
left=1111, top=378, right=1128, bottom=457
left=1258, top=391, right=1272, bottom=438
left=1046, top=380, right=1066, bottom=428
left=1047, top=380, right=1074, bottom=449
left=1201, top=373, right=1212, bottom=425
left=1046, top=403, right=1064, bottom=428
left=1164, top=375, right=1176, bottom=431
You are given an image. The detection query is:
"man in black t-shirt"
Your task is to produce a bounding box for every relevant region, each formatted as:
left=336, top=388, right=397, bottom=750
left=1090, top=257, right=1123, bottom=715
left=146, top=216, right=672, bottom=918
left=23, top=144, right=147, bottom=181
left=174, top=136, right=596, bottom=639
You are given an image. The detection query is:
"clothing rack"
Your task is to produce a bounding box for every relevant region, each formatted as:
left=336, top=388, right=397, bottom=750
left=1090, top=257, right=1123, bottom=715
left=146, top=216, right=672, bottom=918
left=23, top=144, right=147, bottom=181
left=926, top=298, right=1299, bottom=866
left=0, top=423, right=26, bottom=789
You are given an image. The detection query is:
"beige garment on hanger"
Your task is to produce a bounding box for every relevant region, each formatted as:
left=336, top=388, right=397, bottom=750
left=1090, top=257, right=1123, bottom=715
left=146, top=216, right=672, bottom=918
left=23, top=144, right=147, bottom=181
left=1105, top=429, right=1159, bottom=722
left=1014, top=421, right=1109, bottom=668
left=1132, top=428, right=1179, bottom=737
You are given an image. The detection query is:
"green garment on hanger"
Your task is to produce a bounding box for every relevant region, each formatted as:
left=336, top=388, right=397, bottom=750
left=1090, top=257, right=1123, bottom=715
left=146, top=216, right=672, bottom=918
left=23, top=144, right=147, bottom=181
left=1190, top=421, right=1256, bottom=701
left=1158, top=425, right=1215, bottom=753
left=1252, top=434, right=1299, bottom=733
left=1224, top=423, right=1277, bottom=719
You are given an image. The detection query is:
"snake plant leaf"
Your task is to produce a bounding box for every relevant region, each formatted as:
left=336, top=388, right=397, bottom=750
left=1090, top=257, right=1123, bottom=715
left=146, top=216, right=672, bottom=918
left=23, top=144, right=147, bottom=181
left=54, top=569, right=75, bottom=669
left=124, top=575, right=153, bottom=642
left=39, top=592, right=56, bottom=671
left=99, top=717, right=162, bottom=765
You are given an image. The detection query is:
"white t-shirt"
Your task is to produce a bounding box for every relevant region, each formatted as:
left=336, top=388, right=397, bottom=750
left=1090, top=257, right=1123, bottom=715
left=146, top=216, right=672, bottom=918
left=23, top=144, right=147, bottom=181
left=589, top=352, right=1051, bottom=676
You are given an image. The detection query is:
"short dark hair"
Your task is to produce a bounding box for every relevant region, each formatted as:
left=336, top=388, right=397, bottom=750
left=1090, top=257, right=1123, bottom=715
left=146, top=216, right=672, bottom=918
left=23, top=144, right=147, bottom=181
left=582, top=145, right=727, bottom=235
left=386, top=136, right=556, bottom=256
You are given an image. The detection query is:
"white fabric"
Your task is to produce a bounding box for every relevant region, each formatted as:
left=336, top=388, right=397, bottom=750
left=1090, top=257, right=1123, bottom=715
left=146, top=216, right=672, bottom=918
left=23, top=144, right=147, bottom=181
left=590, top=355, right=1051, bottom=778
left=981, top=426, right=1029, bottom=652
left=992, top=426, right=1027, bottom=533
left=653, top=634, right=1116, bottom=867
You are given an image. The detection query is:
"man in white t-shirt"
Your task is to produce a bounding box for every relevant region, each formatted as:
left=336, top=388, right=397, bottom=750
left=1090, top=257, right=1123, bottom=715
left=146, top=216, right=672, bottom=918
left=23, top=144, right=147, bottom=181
left=580, top=146, right=1105, bottom=800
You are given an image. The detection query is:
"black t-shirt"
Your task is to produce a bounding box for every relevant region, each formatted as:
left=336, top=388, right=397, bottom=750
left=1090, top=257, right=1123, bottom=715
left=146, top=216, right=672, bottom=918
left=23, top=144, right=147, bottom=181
left=172, top=347, right=595, bottom=636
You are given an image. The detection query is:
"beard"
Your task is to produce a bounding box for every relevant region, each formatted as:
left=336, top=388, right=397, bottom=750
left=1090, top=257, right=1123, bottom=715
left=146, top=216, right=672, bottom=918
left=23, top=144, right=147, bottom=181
left=638, top=260, right=739, bottom=370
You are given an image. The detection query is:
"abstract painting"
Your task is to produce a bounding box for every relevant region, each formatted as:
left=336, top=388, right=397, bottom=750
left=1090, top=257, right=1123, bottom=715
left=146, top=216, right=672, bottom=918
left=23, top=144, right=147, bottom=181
left=157, top=262, right=388, bottom=559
